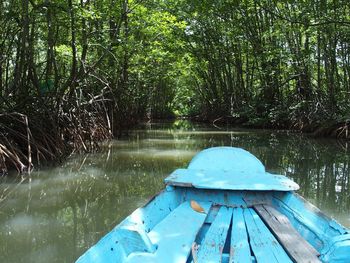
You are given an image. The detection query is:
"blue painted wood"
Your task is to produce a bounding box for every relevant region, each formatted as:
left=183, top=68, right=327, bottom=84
left=320, top=234, right=350, bottom=262
left=77, top=147, right=350, bottom=263
left=229, top=208, right=251, bottom=263
left=76, top=188, right=181, bottom=263
left=204, top=205, right=221, bottom=223
left=243, top=208, right=292, bottom=263
left=166, top=147, right=299, bottom=191
left=126, top=201, right=211, bottom=263
left=254, top=205, right=320, bottom=262
left=194, top=205, right=222, bottom=244
left=196, top=206, right=233, bottom=262
left=188, top=147, right=265, bottom=173
left=222, top=253, right=230, bottom=263
left=165, top=168, right=299, bottom=191
left=75, top=225, right=158, bottom=263
left=77, top=187, right=350, bottom=263
left=121, top=186, right=182, bottom=232
left=182, top=188, right=271, bottom=208
left=272, top=192, right=348, bottom=252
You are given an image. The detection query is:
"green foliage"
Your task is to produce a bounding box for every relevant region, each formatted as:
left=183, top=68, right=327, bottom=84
left=1, top=0, right=350, bottom=172
left=162, top=0, right=350, bottom=126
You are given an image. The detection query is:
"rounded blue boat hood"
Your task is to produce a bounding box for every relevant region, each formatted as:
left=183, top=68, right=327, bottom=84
left=165, top=147, right=300, bottom=191
left=188, top=147, right=265, bottom=173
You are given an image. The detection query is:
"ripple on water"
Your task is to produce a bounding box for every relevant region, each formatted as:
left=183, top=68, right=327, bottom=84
left=140, top=138, right=197, bottom=145
left=2, top=214, right=40, bottom=233
left=132, top=129, right=255, bottom=136
left=118, top=148, right=197, bottom=160
left=29, top=244, right=58, bottom=263
left=42, top=167, right=104, bottom=184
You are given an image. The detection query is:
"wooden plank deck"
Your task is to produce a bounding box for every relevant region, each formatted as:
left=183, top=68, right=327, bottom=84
left=244, top=208, right=293, bottom=263
left=195, top=206, right=233, bottom=262
left=229, top=208, right=252, bottom=263
left=191, top=205, right=320, bottom=263
left=127, top=203, right=321, bottom=263
left=254, top=204, right=321, bottom=263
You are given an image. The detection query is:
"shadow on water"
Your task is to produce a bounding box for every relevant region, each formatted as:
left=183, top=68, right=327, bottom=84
left=0, top=120, right=349, bottom=262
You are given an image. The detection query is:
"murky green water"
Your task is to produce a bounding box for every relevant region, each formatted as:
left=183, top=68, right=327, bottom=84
left=0, top=121, right=349, bottom=262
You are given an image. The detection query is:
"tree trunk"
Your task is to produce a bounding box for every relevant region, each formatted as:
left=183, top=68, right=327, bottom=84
left=46, top=0, right=55, bottom=82
left=13, top=0, right=30, bottom=100
left=78, top=0, right=89, bottom=78
left=67, top=0, right=78, bottom=91
left=122, top=0, right=129, bottom=87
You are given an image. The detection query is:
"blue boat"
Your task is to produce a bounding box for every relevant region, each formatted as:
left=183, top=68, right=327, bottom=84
left=76, top=147, right=350, bottom=262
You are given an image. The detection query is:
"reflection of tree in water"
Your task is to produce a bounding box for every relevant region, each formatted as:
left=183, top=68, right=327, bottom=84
left=133, top=125, right=350, bottom=218
left=0, top=125, right=349, bottom=262
left=226, top=133, right=350, bottom=215
left=0, top=155, right=167, bottom=262
left=62, top=161, right=166, bottom=260
left=135, top=125, right=350, bottom=217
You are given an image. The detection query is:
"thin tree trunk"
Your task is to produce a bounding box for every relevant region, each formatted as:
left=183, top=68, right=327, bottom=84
left=46, top=0, right=54, bottom=82
left=13, top=0, right=30, bottom=99
left=78, top=0, right=89, bottom=78
left=122, top=0, right=129, bottom=87
left=67, top=0, right=78, bottom=91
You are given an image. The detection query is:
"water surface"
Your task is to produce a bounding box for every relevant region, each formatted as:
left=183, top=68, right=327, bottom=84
left=0, top=121, right=349, bottom=262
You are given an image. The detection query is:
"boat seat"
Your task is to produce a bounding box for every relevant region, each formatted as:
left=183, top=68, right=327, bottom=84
left=126, top=201, right=211, bottom=263
left=254, top=204, right=321, bottom=263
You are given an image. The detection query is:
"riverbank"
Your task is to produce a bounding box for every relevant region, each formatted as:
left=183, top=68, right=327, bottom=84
left=0, top=111, right=110, bottom=175
left=0, top=105, right=138, bottom=175
left=1, top=112, right=349, bottom=175
left=189, top=115, right=350, bottom=140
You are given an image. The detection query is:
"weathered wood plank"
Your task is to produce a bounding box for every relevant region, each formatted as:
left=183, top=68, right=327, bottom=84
left=254, top=204, right=321, bottom=263
left=229, top=208, right=252, bottom=263
left=126, top=201, right=211, bottom=263
left=272, top=192, right=347, bottom=251
left=196, top=206, right=233, bottom=262
left=244, top=208, right=293, bottom=263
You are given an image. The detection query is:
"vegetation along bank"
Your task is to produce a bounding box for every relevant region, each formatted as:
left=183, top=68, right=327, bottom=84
left=1, top=0, right=350, bottom=173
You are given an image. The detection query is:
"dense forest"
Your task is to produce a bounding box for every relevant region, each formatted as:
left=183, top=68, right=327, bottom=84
left=1, top=0, right=350, bottom=173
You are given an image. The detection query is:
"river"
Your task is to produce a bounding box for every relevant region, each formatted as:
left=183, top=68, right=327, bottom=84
left=0, top=121, right=349, bottom=262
